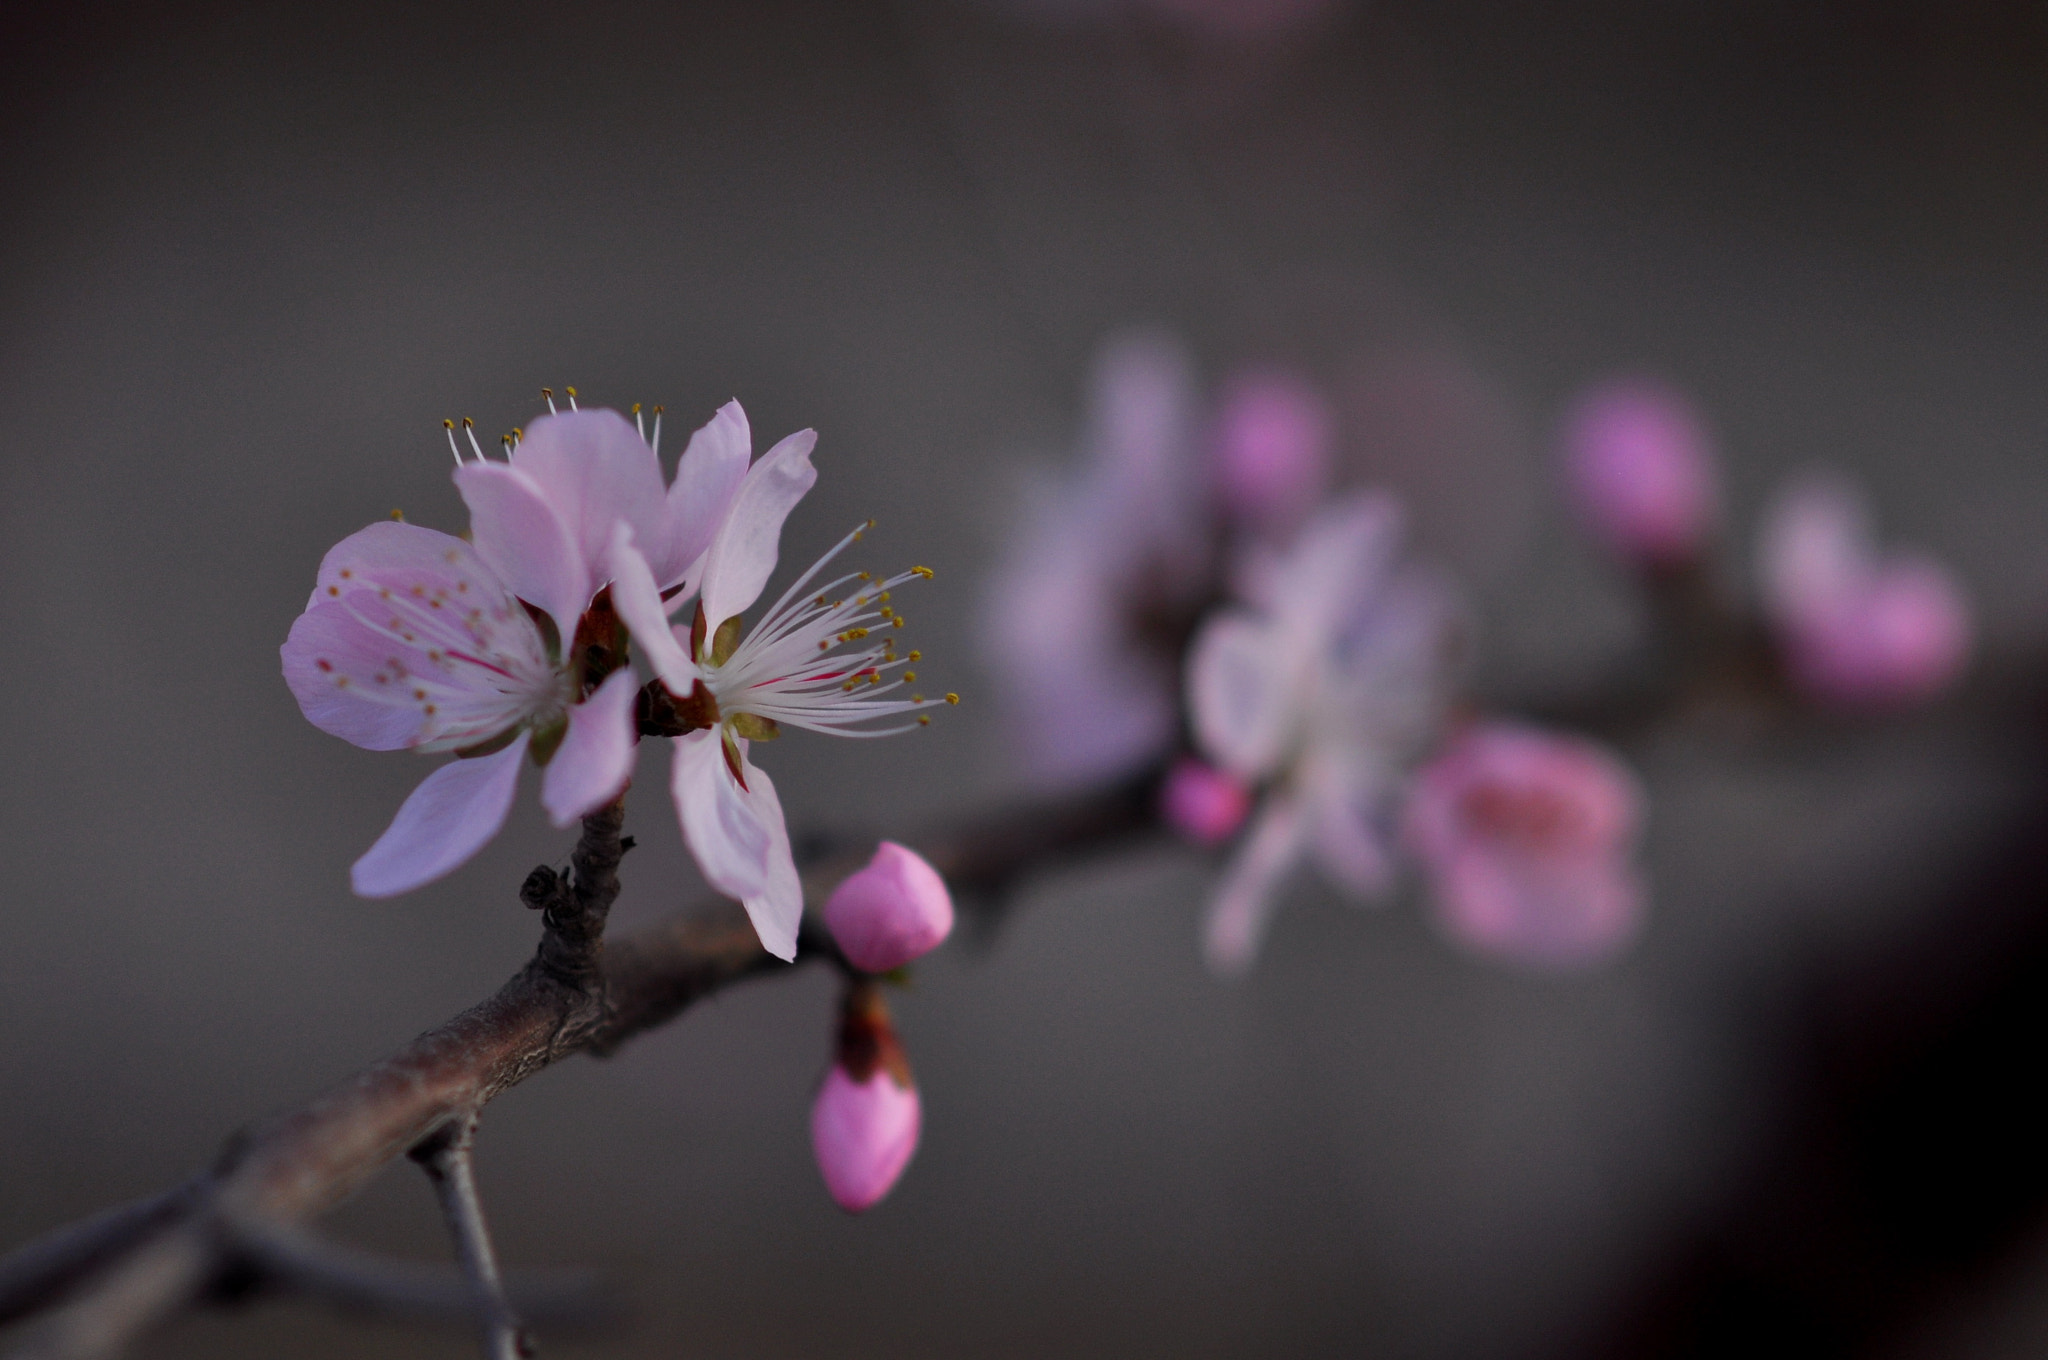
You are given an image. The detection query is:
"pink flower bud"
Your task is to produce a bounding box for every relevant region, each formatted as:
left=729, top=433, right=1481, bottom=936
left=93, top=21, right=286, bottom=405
left=823, top=842, right=955, bottom=973
left=1403, top=722, right=1645, bottom=969
left=812, top=985, right=921, bottom=1213
left=1560, top=379, right=1719, bottom=568
left=1160, top=757, right=1252, bottom=845
left=811, top=1067, right=921, bottom=1214
left=1212, top=368, right=1333, bottom=533
left=1758, top=475, right=1972, bottom=709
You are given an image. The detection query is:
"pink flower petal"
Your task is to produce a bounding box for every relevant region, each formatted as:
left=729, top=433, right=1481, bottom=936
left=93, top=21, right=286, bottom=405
left=1203, top=794, right=1307, bottom=976
left=606, top=524, right=697, bottom=696
left=696, top=427, right=818, bottom=632
left=810, top=1066, right=921, bottom=1213
left=283, top=601, right=443, bottom=751
left=823, top=842, right=955, bottom=972
left=657, top=401, right=752, bottom=590
left=454, top=461, right=592, bottom=642
left=540, top=668, right=640, bottom=828
left=1436, top=847, right=1642, bottom=969
left=508, top=409, right=667, bottom=588
left=671, top=728, right=771, bottom=902
left=351, top=733, right=530, bottom=898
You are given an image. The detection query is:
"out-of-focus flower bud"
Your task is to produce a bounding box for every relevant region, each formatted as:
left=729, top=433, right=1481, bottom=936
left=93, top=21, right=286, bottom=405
left=1160, top=757, right=1253, bottom=845
left=811, top=984, right=921, bottom=1213
left=1403, top=722, right=1645, bottom=969
left=1212, top=368, right=1333, bottom=534
left=823, top=842, right=955, bottom=973
left=1757, top=474, right=1972, bottom=709
left=1560, top=379, right=1719, bottom=569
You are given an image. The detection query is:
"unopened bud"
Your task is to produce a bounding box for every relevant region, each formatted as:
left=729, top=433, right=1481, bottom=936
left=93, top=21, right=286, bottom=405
left=811, top=984, right=921, bottom=1213
left=1212, top=368, right=1333, bottom=533
left=1160, top=757, right=1252, bottom=845
left=1560, top=379, right=1719, bottom=569
left=823, top=842, right=954, bottom=973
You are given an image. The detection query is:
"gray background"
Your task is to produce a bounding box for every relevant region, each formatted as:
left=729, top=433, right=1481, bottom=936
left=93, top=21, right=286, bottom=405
left=5, top=3, right=2048, bottom=1356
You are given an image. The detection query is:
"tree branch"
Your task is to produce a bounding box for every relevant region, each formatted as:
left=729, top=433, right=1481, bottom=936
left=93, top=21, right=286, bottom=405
left=0, top=778, right=1156, bottom=1358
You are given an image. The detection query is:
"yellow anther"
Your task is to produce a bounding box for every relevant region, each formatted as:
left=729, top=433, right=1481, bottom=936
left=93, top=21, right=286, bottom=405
left=653, top=404, right=664, bottom=413
left=462, top=416, right=474, bottom=428
left=945, top=693, right=960, bottom=705
left=868, top=672, right=881, bottom=685
left=912, top=565, right=934, bottom=579
left=443, top=418, right=454, bottom=430
left=918, top=714, right=931, bottom=726
left=390, top=508, right=405, bottom=521
left=858, top=572, right=871, bottom=581
left=565, top=386, right=577, bottom=399
left=866, top=518, right=877, bottom=528
left=842, top=680, right=857, bottom=691
left=847, top=627, right=868, bottom=639
left=903, top=671, right=916, bottom=682
left=892, top=617, right=906, bottom=629
left=911, top=693, right=923, bottom=703
left=512, top=427, right=523, bottom=439
left=541, top=387, right=552, bottom=399
left=632, top=402, right=642, bottom=414
left=878, top=591, right=891, bottom=603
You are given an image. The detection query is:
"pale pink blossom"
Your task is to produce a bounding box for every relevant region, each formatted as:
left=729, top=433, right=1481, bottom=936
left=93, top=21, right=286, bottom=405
left=1186, top=493, right=1456, bottom=973
left=1403, top=722, right=1644, bottom=970
left=824, top=842, right=956, bottom=973
left=282, top=402, right=746, bottom=897
left=1211, top=367, right=1332, bottom=536
left=811, top=1066, right=921, bottom=1214
left=1160, top=757, right=1251, bottom=846
left=1758, top=474, right=1972, bottom=709
left=981, top=331, right=1208, bottom=789
left=1560, top=379, right=1719, bottom=569
left=606, top=412, right=950, bottom=962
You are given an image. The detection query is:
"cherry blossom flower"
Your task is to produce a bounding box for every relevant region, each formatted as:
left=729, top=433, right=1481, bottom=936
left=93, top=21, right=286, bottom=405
left=811, top=984, right=921, bottom=1213
left=1402, top=722, right=1645, bottom=970
left=824, top=842, right=956, bottom=974
left=1757, top=473, right=1972, bottom=709
left=1559, top=378, right=1720, bottom=570
left=607, top=420, right=952, bottom=962
left=1185, top=493, right=1456, bottom=974
left=981, top=331, right=1208, bottom=789
left=282, top=403, right=748, bottom=898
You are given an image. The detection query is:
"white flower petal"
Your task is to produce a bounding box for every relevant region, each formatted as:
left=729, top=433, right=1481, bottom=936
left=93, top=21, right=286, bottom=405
left=697, top=428, right=818, bottom=631
left=656, top=400, right=752, bottom=589
left=607, top=524, right=698, bottom=695
left=672, top=728, right=770, bottom=900
left=351, top=733, right=530, bottom=898
left=1187, top=611, right=1298, bottom=779
left=736, top=759, right=801, bottom=962
left=1203, top=794, right=1307, bottom=977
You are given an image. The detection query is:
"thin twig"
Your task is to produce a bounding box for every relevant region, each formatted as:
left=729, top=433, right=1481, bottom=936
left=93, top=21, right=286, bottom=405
left=411, top=1117, right=526, bottom=1359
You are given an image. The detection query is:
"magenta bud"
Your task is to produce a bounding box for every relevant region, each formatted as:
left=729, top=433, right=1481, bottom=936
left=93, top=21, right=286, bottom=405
left=1212, top=368, right=1333, bottom=533
left=810, top=1064, right=922, bottom=1214
left=823, top=842, right=955, bottom=973
left=1161, top=757, right=1252, bottom=845
left=1560, top=379, right=1719, bottom=568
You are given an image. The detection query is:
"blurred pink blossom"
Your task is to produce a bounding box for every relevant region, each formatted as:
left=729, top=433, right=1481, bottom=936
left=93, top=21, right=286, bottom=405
left=1160, top=757, right=1252, bottom=845
left=1186, top=493, right=1456, bottom=973
left=1757, top=474, right=1972, bottom=709
left=1403, top=722, right=1645, bottom=970
left=1560, top=378, right=1720, bottom=569
left=1212, top=367, right=1333, bottom=535
left=824, top=842, right=956, bottom=973
left=982, top=331, right=1208, bottom=788
left=811, top=1065, right=922, bottom=1213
